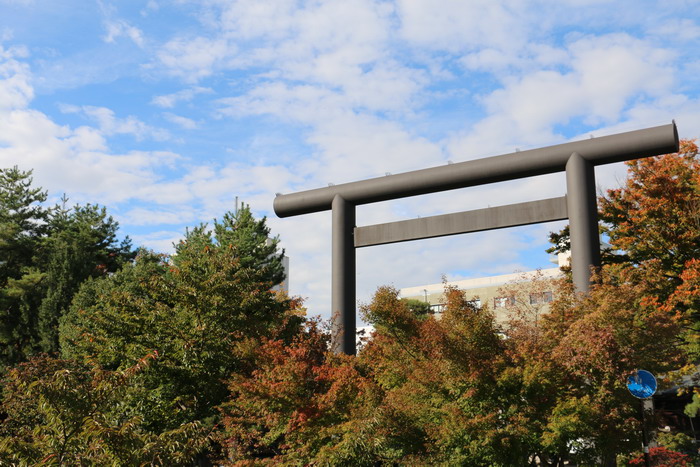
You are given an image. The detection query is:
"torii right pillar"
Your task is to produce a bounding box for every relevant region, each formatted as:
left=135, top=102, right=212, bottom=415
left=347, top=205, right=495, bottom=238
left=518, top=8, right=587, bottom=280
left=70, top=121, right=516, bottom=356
left=566, top=152, right=601, bottom=293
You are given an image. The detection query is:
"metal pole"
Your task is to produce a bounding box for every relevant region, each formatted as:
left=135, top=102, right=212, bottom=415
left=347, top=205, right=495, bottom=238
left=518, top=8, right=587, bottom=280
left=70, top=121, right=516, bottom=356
left=640, top=399, right=651, bottom=467
left=331, top=195, right=356, bottom=355
left=566, top=152, right=600, bottom=293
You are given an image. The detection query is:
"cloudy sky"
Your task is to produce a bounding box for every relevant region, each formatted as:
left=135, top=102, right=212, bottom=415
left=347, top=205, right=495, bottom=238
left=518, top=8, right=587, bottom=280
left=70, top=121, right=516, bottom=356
left=1, top=0, right=699, bottom=319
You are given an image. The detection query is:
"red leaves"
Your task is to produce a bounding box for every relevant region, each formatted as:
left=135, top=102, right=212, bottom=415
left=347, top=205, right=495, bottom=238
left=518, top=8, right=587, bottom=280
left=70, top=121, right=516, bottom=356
left=628, top=446, right=692, bottom=466
left=219, top=320, right=380, bottom=462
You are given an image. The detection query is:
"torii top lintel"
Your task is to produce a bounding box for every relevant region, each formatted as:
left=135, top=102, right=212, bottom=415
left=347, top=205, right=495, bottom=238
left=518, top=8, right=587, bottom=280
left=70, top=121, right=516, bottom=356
left=274, top=122, right=679, bottom=218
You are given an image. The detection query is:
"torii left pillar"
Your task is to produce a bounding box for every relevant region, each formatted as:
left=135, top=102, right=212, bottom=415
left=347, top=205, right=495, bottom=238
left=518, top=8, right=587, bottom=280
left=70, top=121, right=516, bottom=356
left=331, top=195, right=356, bottom=355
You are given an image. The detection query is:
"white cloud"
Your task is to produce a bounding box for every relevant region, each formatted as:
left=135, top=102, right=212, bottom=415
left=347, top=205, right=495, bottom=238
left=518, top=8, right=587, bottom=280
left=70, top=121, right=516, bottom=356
left=0, top=45, right=33, bottom=110
left=151, top=86, right=213, bottom=108
left=159, top=0, right=421, bottom=114
left=1, top=28, right=13, bottom=42
left=163, top=112, right=197, bottom=129
left=122, top=207, right=197, bottom=226
left=448, top=34, right=676, bottom=156
left=128, top=230, right=184, bottom=254
left=0, top=109, right=179, bottom=204
left=61, top=104, right=170, bottom=141
left=396, top=0, right=529, bottom=53
left=157, top=36, right=232, bottom=81
left=0, top=51, right=182, bottom=206
left=103, top=19, right=145, bottom=47
left=652, top=18, right=700, bottom=41
left=141, top=0, right=159, bottom=17
left=219, top=82, right=446, bottom=188
left=180, top=162, right=303, bottom=219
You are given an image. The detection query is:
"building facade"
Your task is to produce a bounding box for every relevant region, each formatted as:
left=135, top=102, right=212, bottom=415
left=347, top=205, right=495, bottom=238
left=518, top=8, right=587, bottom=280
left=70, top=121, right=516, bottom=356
left=399, top=252, right=569, bottom=325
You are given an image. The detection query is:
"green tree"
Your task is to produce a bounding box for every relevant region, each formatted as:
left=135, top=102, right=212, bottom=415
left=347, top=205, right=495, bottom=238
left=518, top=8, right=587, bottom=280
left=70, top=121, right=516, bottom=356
left=401, top=297, right=432, bottom=316
left=59, top=205, right=296, bottom=435
left=0, top=167, right=48, bottom=367
left=0, top=167, right=134, bottom=367
left=211, top=207, right=286, bottom=287
left=38, top=199, right=135, bottom=354
left=0, top=353, right=209, bottom=465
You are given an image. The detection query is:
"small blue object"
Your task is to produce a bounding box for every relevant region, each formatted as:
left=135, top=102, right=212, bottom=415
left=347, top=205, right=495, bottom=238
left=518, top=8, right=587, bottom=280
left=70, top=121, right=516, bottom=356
left=627, top=370, right=657, bottom=399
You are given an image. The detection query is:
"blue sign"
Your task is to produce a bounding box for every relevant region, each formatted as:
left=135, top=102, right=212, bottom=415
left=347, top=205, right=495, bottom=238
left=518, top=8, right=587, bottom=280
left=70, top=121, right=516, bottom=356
left=627, top=370, right=657, bottom=399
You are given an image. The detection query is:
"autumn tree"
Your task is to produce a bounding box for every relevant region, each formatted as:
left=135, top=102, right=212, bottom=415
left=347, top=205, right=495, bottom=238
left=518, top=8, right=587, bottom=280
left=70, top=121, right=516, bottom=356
left=220, top=271, right=688, bottom=465
left=599, top=139, right=699, bottom=275
left=219, top=286, right=531, bottom=465
left=540, top=277, right=683, bottom=462
left=219, top=318, right=383, bottom=464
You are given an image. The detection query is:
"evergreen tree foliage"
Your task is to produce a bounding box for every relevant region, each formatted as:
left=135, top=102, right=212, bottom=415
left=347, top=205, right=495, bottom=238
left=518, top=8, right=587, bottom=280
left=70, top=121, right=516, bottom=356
left=209, top=206, right=286, bottom=287
left=38, top=199, right=135, bottom=354
left=59, top=205, right=296, bottom=434
left=0, top=167, right=48, bottom=367
left=0, top=167, right=134, bottom=368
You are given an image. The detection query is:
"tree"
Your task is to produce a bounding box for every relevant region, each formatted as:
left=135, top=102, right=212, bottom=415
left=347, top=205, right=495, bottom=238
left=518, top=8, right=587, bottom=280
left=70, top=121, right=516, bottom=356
left=38, top=199, right=135, bottom=354
left=0, top=168, right=134, bottom=368
left=219, top=273, right=686, bottom=464
left=0, top=167, right=47, bottom=283
left=59, top=205, right=297, bottom=436
left=0, top=353, right=209, bottom=465
left=628, top=446, right=692, bottom=466
left=0, top=167, right=48, bottom=367
left=401, top=298, right=432, bottom=316
left=219, top=286, right=527, bottom=465
left=537, top=276, right=683, bottom=463
left=219, top=319, right=383, bottom=465
left=598, top=139, right=699, bottom=274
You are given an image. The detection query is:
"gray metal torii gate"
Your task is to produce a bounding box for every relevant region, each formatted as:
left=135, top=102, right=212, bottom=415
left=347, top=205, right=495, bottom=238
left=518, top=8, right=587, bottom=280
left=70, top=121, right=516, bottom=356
left=274, top=122, right=679, bottom=355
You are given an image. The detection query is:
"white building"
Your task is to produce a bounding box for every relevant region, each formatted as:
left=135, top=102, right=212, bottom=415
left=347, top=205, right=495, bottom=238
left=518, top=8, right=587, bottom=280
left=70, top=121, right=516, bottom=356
left=398, top=252, right=570, bottom=325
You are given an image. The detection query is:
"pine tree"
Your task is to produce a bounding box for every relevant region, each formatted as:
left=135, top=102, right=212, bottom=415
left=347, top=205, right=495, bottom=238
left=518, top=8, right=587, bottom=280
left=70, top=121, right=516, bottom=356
left=60, top=205, right=293, bottom=434
left=0, top=168, right=134, bottom=366
left=0, top=167, right=48, bottom=367
left=191, top=203, right=286, bottom=287
left=38, top=199, right=134, bottom=353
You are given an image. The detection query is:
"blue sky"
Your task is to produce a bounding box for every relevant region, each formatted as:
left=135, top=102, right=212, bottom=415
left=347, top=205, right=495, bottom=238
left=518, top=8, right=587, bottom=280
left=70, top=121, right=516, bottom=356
left=1, top=0, right=699, bottom=319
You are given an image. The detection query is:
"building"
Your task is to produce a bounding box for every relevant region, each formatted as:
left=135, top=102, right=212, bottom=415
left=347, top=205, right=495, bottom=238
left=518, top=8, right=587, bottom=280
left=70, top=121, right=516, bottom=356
left=398, top=252, right=570, bottom=325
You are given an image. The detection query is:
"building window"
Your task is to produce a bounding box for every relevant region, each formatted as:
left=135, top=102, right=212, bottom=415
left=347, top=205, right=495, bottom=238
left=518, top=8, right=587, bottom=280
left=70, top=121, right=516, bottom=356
left=494, top=296, right=514, bottom=308
left=430, top=303, right=445, bottom=314
left=467, top=299, right=481, bottom=309
left=529, top=291, right=553, bottom=305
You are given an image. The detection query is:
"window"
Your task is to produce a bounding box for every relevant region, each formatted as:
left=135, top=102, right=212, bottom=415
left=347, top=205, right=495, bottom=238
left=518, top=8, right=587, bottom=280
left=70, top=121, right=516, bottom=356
left=467, top=299, right=481, bottom=309
left=494, top=296, right=514, bottom=308
left=430, top=303, right=445, bottom=314
left=529, top=291, right=553, bottom=305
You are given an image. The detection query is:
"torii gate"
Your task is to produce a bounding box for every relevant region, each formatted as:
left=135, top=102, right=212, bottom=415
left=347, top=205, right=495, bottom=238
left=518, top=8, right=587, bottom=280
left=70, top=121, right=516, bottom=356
left=274, top=122, right=679, bottom=355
